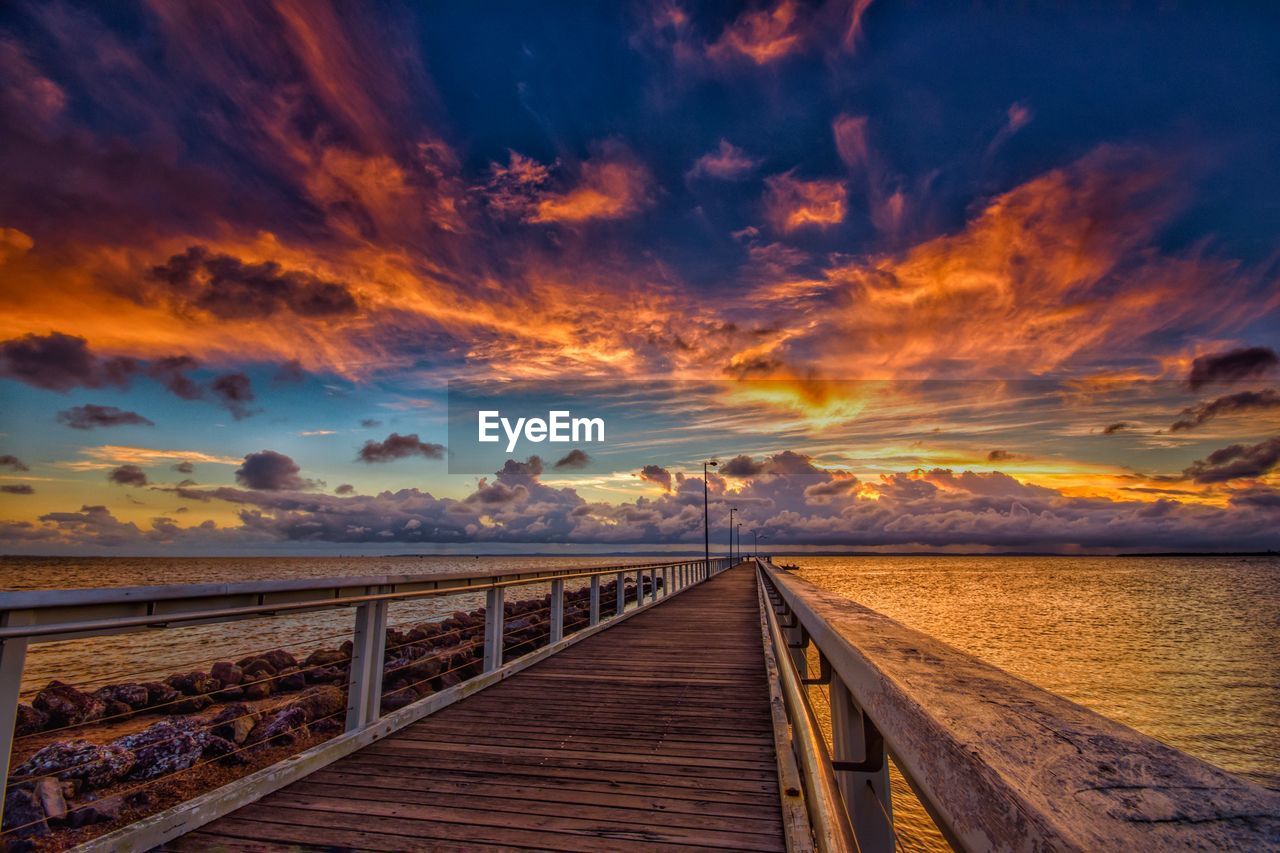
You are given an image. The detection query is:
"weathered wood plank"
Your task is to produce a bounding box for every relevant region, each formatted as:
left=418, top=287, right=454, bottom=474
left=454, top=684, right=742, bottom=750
left=173, top=564, right=787, bottom=852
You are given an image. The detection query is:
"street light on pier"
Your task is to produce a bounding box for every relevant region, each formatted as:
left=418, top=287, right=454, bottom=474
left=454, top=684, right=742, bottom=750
left=703, top=460, right=717, bottom=578
left=728, top=506, right=737, bottom=563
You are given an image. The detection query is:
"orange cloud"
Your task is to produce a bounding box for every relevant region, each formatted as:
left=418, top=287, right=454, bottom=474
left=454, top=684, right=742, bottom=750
left=763, top=172, right=846, bottom=232
left=748, top=146, right=1266, bottom=379
left=707, top=1, right=804, bottom=65
left=687, top=139, right=760, bottom=180
left=529, top=146, right=652, bottom=225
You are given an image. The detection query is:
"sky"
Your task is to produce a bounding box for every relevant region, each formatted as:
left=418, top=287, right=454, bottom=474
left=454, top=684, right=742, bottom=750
left=1, top=0, right=1278, bottom=556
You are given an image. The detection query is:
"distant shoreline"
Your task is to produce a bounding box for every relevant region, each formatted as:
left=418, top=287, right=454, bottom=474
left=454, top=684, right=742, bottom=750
left=3, top=550, right=1277, bottom=560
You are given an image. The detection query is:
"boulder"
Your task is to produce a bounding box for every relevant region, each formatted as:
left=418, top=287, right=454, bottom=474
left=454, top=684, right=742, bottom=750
left=214, top=685, right=245, bottom=701
left=242, top=680, right=273, bottom=700
left=283, top=685, right=346, bottom=724
left=201, top=735, right=247, bottom=765
left=204, top=703, right=259, bottom=744
left=304, top=665, right=346, bottom=685
left=117, top=718, right=207, bottom=780
left=165, top=671, right=220, bottom=697
left=275, top=668, right=306, bottom=692
left=171, top=694, right=214, bottom=715
left=2, top=786, right=49, bottom=838
left=33, top=681, right=106, bottom=727
left=240, top=657, right=277, bottom=681
left=210, top=661, right=244, bottom=686
left=32, top=777, right=66, bottom=824
left=141, top=681, right=179, bottom=708
left=93, top=683, right=150, bottom=710
left=380, top=688, right=417, bottom=714
left=66, top=794, right=122, bottom=829
left=11, top=739, right=135, bottom=790
left=101, top=700, right=133, bottom=719
left=303, top=648, right=348, bottom=668
left=246, top=707, right=307, bottom=747
left=14, top=703, right=48, bottom=737
left=258, top=648, right=298, bottom=672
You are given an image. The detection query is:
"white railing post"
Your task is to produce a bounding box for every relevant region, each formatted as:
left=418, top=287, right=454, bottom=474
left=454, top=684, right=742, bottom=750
left=831, top=672, right=894, bottom=852
left=0, top=609, right=34, bottom=830
left=344, top=598, right=388, bottom=731
left=662, top=566, right=670, bottom=597
left=550, top=579, right=565, bottom=644
left=589, top=575, right=601, bottom=626
left=648, top=568, right=657, bottom=604
left=615, top=571, right=625, bottom=616
left=483, top=586, right=505, bottom=672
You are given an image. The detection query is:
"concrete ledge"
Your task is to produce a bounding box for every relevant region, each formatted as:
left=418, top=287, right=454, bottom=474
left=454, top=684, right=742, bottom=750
left=762, top=564, right=1280, bottom=851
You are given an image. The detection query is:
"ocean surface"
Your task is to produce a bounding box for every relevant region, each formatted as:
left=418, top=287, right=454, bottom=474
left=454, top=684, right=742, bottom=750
left=2, top=554, right=1277, bottom=852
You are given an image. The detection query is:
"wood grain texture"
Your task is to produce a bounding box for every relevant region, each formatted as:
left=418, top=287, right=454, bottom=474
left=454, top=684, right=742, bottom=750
left=171, top=564, right=786, bottom=852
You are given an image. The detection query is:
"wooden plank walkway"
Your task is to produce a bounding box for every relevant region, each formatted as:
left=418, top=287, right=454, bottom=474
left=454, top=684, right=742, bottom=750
left=171, top=564, right=786, bottom=852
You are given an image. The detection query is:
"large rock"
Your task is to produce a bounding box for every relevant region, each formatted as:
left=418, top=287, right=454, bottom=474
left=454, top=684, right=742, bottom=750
left=165, top=671, right=220, bottom=697
left=201, top=735, right=247, bottom=766
left=210, top=661, right=243, bottom=686
left=32, top=777, right=66, bottom=824
left=258, top=649, right=298, bottom=672
left=14, top=703, right=48, bottom=737
left=283, top=685, right=346, bottom=724
left=246, top=707, right=308, bottom=748
left=93, top=683, right=150, bottom=710
left=2, top=786, right=49, bottom=838
left=274, top=667, right=306, bottom=692
left=242, top=680, right=274, bottom=700
left=12, top=740, right=135, bottom=790
left=171, top=694, right=214, bottom=715
left=33, top=681, right=106, bottom=727
left=304, top=665, right=346, bottom=685
left=303, top=648, right=348, bottom=668
left=141, top=681, right=179, bottom=708
left=204, top=703, right=259, bottom=744
left=117, top=718, right=208, bottom=780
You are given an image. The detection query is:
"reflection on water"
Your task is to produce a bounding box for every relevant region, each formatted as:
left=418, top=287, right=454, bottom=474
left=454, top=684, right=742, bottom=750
left=792, top=555, right=1280, bottom=852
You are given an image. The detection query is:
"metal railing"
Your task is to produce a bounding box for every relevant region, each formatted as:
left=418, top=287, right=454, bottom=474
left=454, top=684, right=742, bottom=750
left=0, top=556, right=734, bottom=848
left=756, top=558, right=1280, bottom=852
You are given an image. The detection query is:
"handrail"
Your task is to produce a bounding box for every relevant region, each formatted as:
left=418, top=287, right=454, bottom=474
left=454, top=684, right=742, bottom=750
left=0, top=559, right=717, bottom=642
left=758, top=575, right=859, bottom=853
left=757, top=559, right=1280, bottom=852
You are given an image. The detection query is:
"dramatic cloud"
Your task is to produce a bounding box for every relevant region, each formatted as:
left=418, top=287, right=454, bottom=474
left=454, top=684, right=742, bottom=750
left=763, top=173, right=846, bottom=232
left=335, top=484, right=355, bottom=495
left=0, top=332, right=138, bottom=392
left=210, top=372, right=255, bottom=420
left=147, top=356, right=203, bottom=400
left=553, top=449, right=591, bottom=469
left=235, top=451, right=312, bottom=491
left=57, top=404, right=155, bottom=430
left=1, top=484, right=34, bottom=495
left=357, top=433, right=445, bottom=463
left=171, top=462, right=195, bottom=474
left=149, top=246, right=358, bottom=320
left=687, top=140, right=760, bottom=181
left=721, top=455, right=767, bottom=478
left=107, top=464, right=149, bottom=487
left=527, top=144, right=652, bottom=224
left=639, top=464, right=673, bottom=491
left=708, top=1, right=805, bottom=65
left=273, top=360, right=305, bottom=384
left=1187, top=347, right=1279, bottom=390
left=360, top=419, right=382, bottom=428
left=0, top=455, right=29, bottom=472
left=1102, top=422, right=1133, bottom=435
left=1183, top=437, right=1280, bottom=484
left=987, top=450, right=1017, bottom=462
left=1171, top=389, right=1280, bottom=431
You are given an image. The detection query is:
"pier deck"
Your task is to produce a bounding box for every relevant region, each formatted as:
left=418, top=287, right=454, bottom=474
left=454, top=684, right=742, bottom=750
left=170, top=564, right=786, bottom=851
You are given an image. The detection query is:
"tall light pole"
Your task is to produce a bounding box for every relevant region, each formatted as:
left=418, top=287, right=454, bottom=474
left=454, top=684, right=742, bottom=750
left=736, top=522, right=742, bottom=564
left=728, top=507, right=737, bottom=562
left=703, top=460, right=717, bottom=578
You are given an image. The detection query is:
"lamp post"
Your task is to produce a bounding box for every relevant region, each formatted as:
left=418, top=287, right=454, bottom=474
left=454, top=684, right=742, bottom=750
left=752, top=529, right=767, bottom=558
left=736, top=522, right=742, bottom=564
left=728, top=507, right=737, bottom=563
left=703, top=460, right=717, bottom=578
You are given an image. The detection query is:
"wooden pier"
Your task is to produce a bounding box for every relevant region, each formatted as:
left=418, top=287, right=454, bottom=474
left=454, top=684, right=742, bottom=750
left=168, top=564, right=786, bottom=851
left=3, top=556, right=1279, bottom=852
